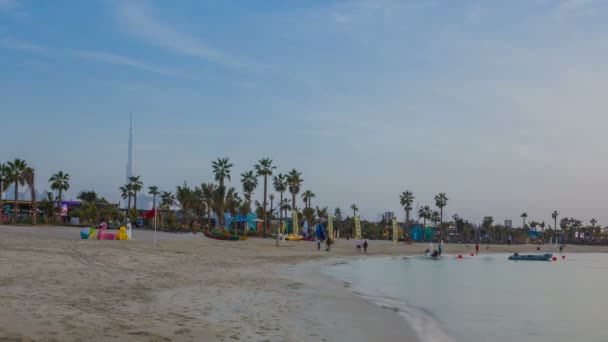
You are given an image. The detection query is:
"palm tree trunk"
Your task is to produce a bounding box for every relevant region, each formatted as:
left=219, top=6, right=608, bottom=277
left=292, top=193, right=296, bottom=211
left=127, top=195, right=131, bottom=212
left=263, top=176, right=268, bottom=236
left=13, top=182, right=18, bottom=224
left=134, top=192, right=138, bottom=214
left=279, top=191, right=283, bottom=221
left=57, top=190, right=62, bottom=224
left=440, top=208, right=443, bottom=224
left=31, top=189, right=36, bottom=225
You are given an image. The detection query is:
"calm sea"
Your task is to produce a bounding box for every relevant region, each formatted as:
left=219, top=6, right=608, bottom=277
left=325, top=253, right=608, bottom=342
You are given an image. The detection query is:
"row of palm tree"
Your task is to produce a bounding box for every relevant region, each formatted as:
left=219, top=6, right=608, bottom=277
left=0, top=158, right=69, bottom=225
left=119, top=176, right=143, bottom=213
left=397, top=191, right=448, bottom=228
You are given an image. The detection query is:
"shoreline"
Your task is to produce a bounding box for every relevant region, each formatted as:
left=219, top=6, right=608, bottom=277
left=283, top=257, right=421, bottom=342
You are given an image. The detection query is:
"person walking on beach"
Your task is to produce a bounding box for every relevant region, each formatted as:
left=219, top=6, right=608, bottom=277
left=317, top=239, right=321, bottom=251
left=326, top=237, right=332, bottom=252
left=363, top=240, right=368, bottom=254
left=475, top=243, right=479, bottom=254
left=438, top=243, right=443, bottom=256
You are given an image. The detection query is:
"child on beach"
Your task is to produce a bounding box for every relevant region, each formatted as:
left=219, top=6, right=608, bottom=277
left=363, top=240, right=368, bottom=254
left=326, top=237, right=332, bottom=252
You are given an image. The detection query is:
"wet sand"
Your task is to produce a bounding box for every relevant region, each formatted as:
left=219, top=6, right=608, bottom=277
left=1, top=225, right=606, bottom=341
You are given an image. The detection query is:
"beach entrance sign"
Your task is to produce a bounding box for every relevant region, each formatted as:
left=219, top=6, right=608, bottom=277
left=355, top=215, right=361, bottom=240
left=292, top=210, right=299, bottom=237
left=392, top=218, right=398, bottom=245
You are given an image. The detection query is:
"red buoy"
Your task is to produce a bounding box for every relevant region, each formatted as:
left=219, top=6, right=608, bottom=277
left=552, top=256, right=557, bottom=261
left=562, top=255, right=566, bottom=259
left=458, top=254, right=463, bottom=259
left=470, top=253, right=474, bottom=256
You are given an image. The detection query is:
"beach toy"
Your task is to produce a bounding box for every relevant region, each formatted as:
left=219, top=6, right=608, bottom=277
left=458, top=254, right=462, bottom=259
left=552, top=256, right=557, bottom=261
left=117, top=226, right=129, bottom=240
left=562, top=255, right=566, bottom=259
left=98, top=227, right=117, bottom=240
left=80, top=227, right=90, bottom=239
left=100, top=221, right=108, bottom=229
left=89, top=227, right=96, bottom=239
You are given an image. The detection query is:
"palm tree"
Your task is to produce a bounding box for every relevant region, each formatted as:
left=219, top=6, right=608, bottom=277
left=49, top=171, right=70, bottom=223
left=0, top=163, right=8, bottom=223
left=269, top=194, right=275, bottom=220
left=399, top=191, right=414, bottom=226
left=160, top=191, right=176, bottom=228
left=520, top=212, right=528, bottom=228
left=351, top=204, right=358, bottom=218
left=434, top=193, right=448, bottom=223
left=552, top=210, right=559, bottom=233
left=255, top=158, right=276, bottom=236
left=240, top=170, right=258, bottom=213
left=286, top=169, right=303, bottom=210
left=418, top=205, right=431, bottom=227
left=129, top=176, right=143, bottom=213
left=119, top=184, right=134, bottom=210
left=6, top=159, right=28, bottom=223
left=280, top=198, right=291, bottom=219
left=273, top=173, right=287, bottom=221
left=302, top=190, right=316, bottom=209
left=201, top=183, right=215, bottom=228
left=23, top=167, right=36, bottom=225
left=212, top=157, right=233, bottom=187
left=148, top=185, right=160, bottom=212
left=40, top=192, right=55, bottom=222
left=590, top=218, right=597, bottom=228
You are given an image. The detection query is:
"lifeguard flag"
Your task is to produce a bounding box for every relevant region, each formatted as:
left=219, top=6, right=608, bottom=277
left=144, top=208, right=156, bottom=219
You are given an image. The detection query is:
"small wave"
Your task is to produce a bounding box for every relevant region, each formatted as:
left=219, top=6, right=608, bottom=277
left=358, top=293, right=455, bottom=342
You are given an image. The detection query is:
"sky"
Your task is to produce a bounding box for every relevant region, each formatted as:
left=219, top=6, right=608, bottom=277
left=2, top=0, right=608, bottom=225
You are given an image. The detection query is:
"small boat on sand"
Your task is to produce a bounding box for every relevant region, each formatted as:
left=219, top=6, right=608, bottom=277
left=508, top=253, right=553, bottom=261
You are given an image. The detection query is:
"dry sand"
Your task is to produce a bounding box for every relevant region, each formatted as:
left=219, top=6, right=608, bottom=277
left=1, top=225, right=607, bottom=342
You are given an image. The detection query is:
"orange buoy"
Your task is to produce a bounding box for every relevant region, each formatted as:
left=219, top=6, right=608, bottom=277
left=552, top=256, right=557, bottom=261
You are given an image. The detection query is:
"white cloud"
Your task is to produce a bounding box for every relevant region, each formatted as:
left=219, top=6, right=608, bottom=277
left=116, top=2, right=244, bottom=68
left=74, top=50, right=178, bottom=77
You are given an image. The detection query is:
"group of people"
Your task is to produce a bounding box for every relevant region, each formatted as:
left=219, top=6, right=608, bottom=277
left=316, top=236, right=333, bottom=251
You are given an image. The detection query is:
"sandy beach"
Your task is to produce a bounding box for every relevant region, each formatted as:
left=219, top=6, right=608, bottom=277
left=2, top=225, right=607, bottom=342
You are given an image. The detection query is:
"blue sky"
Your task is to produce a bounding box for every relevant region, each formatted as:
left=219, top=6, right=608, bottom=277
left=2, top=0, right=608, bottom=225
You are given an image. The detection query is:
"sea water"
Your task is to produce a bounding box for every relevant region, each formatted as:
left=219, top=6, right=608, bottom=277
left=325, top=253, right=608, bottom=342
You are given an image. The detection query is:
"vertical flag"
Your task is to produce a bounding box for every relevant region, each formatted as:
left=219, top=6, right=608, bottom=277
left=292, top=210, right=299, bottom=237
left=355, top=215, right=362, bottom=241
left=392, top=218, right=398, bottom=246
left=328, top=215, right=334, bottom=240
left=281, top=220, right=286, bottom=234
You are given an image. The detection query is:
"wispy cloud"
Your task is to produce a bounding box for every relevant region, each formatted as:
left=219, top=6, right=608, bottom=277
left=558, top=0, right=601, bottom=10
left=74, top=50, right=179, bottom=77
left=1, top=35, right=187, bottom=77
left=0, top=36, right=46, bottom=52
left=116, top=2, right=244, bottom=68
left=0, top=0, right=19, bottom=11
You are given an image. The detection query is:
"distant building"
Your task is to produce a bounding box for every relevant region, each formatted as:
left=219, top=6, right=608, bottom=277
left=384, top=212, right=395, bottom=222
left=505, top=220, right=513, bottom=228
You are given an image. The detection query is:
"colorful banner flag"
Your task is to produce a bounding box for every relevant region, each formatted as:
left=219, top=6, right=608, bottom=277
left=327, top=215, right=334, bottom=239
left=292, top=210, right=299, bottom=237
left=355, top=215, right=361, bottom=241
left=392, top=218, right=398, bottom=245
left=281, top=220, right=286, bottom=234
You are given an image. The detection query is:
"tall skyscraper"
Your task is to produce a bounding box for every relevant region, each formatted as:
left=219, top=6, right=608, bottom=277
left=126, top=113, right=134, bottom=182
